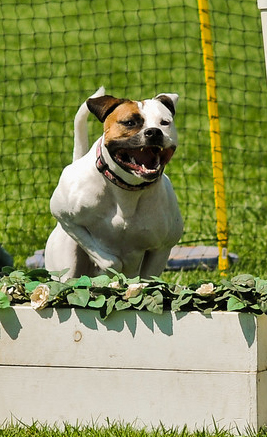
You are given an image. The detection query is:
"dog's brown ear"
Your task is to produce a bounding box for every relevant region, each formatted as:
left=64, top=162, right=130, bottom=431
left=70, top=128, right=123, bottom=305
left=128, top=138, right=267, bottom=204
left=154, top=93, right=179, bottom=116
left=86, top=95, right=127, bottom=122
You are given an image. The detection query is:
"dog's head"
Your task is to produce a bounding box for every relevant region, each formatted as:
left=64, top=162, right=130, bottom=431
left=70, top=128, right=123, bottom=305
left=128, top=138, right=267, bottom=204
left=87, top=92, right=178, bottom=181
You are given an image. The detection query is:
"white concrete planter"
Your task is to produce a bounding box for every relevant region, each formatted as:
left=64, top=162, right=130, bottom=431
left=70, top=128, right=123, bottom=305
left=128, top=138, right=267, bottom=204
left=0, top=307, right=267, bottom=430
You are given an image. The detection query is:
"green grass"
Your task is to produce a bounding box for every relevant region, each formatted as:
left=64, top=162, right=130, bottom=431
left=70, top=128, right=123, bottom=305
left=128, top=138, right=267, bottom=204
left=0, top=0, right=266, bottom=281
left=162, top=261, right=256, bottom=288
left=0, top=421, right=267, bottom=437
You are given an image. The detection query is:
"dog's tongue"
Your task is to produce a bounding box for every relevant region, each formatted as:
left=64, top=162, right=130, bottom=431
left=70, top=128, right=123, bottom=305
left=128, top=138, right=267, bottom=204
left=131, top=147, right=159, bottom=169
left=130, top=147, right=174, bottom=170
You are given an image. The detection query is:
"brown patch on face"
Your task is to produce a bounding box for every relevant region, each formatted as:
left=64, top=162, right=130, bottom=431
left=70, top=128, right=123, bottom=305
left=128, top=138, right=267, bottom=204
left=104, top=101, right=144, bottom=143
left=102, top=99, right=175, bottom=181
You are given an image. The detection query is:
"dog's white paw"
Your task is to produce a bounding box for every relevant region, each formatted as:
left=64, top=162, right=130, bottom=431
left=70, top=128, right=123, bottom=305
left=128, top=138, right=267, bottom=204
left=96, top=255, right=123, bottom=275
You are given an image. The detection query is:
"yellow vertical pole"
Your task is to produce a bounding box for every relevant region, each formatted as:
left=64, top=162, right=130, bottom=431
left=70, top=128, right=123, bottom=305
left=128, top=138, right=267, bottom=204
left=197, top=0, right=229, bottom=271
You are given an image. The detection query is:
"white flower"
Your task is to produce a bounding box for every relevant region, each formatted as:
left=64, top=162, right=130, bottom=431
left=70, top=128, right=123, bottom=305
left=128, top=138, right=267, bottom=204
left=124, top=283, right=149, bottom=300
left=30, top=284, right=50, bottom=310
left=109, top=281, right=121, bottom=289
left=195, top=283, right=215, bottom=296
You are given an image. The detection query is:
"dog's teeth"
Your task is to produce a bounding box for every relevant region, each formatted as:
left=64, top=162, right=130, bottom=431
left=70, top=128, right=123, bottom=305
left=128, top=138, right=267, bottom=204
left=141, top=147, right=144, bottom=152
left=155, top=156, right=160, bottom=166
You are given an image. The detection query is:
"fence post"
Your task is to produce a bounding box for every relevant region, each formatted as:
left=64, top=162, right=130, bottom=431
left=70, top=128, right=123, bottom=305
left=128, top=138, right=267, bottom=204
left=258, top=0, right=267, bottom=76
left=197, top=0, right=229, bottom=272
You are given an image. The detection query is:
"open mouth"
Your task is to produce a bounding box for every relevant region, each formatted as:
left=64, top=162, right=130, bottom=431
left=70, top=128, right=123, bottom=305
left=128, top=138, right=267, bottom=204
left=111, top=146, right=175, bottom=179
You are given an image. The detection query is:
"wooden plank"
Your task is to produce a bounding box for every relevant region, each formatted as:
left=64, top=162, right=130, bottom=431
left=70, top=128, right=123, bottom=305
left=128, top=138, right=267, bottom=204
left=0, top=366, right=260, bottom=430
left=0, top=308, right=266, bottom=371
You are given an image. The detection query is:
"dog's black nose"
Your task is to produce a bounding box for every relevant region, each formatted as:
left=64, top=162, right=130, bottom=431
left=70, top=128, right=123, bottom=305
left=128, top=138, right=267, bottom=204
left=144, top=128, right=163, bottom=140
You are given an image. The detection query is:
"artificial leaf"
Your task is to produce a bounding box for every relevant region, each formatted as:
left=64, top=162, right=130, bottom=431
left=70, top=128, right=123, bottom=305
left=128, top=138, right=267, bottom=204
left=168, top=284, right=184, bottom=295
left=221, top=279, right=237, bottom=290
left=171, top=298, right=182, bottom=312
left=25, top=281, right=41, bottom=293
left=9, top=270, right=26, bottom=283
left=179, top=288, right=195, bottom=296
left=0, top=291, right=11, bottom=309
left=260, top=301, right=267, bottom=314
left=176, top=294, right=193, bottom=307
left=107, top=269, right=128, bottom=285
left=203, top=307, right=213, bottom=315
left=227, top=296, right=246, bottom=312
left=49, top=268, right=70, bottom=280
left=75, top=275, right=92, bottom=287
left=65, top=278, right=79, bottom=287
left=255, top=277, right=267, bottom=295
left=143, top=290, right=163, bottom=314
left=46, top=281, right=67, bottom=300
left=193, top=297, right=211, bottom=305
left=1, top=266, right=14, bottom=275
left=57, top=267, right=70, bottom=278
left=115, top=300, right=132, bottom=311
left=214, top=290, right=231, bottom=302
left=67, top=288, right=90, bottom=307
left=126, top=276, right=141, bottom=285
left=91, top=275, right=111, bottom=288
left=149, top=276, right=166, bottom=283
left=231, top=274, right=255, bottom=288
left=26, top=269, right=51, bottom=280
left=250, top=303, right=261, bottom=311
left=88, top=294, right=106, bottom=308
left=106, top=268, right=121, bottom=276
left=128, top=294, right=143, bottom=305
left=105, top=295, right=117, bottom=317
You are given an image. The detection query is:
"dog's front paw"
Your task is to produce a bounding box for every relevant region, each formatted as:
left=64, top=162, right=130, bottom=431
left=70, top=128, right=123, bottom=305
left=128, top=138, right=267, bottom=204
left=96, top=255, right=123, bottom=275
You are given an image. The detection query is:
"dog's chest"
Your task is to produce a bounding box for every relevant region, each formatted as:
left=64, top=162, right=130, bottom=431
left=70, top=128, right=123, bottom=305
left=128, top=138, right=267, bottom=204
left=73, top=173, right=179, bottom=249
left=110, top=207, right=147, bottom=236
left=96, top=197, right=171, bottom=249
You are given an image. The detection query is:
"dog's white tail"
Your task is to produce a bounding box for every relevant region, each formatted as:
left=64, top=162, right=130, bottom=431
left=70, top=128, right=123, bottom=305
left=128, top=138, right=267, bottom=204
left=73, top=86, right=105, bottom=162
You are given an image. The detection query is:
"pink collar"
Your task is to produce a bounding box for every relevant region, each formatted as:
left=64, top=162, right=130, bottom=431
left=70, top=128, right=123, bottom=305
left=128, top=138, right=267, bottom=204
left=95, top=138, right=156, bottom=191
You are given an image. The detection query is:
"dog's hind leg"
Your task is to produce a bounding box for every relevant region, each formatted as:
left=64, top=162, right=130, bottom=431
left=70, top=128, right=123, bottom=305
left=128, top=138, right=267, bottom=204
left=73, top=86, right=106, bottom=161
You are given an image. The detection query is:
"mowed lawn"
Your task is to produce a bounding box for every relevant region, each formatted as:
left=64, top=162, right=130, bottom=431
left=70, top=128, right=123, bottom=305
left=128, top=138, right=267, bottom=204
left=0, top=421, right=267, bottom=437
left=0, top=0, right=266, bottom=282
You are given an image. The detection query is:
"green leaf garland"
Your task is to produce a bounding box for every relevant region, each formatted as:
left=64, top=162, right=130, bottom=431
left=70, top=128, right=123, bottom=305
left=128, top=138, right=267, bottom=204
left=1, top=269, right=267, bottom=319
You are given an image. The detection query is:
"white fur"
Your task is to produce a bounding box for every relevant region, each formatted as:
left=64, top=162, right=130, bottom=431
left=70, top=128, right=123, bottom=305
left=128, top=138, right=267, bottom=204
left=45, top=88, right=183, bottom=281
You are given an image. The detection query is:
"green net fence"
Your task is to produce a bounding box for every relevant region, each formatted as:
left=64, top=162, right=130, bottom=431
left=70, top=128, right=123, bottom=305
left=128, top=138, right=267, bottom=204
left=0, top=0, right=266, bottom=272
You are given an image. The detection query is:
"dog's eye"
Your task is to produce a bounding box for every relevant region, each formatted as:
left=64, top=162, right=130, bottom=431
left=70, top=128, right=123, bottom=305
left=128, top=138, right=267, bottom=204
left=121, top=119, right=136, bottom=127
left=160, top=119, right=171, bottom=126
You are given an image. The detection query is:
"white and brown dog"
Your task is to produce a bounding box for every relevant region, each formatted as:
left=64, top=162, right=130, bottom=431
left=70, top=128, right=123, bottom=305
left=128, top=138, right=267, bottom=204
left=45, top=87, right=183, bottom=281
